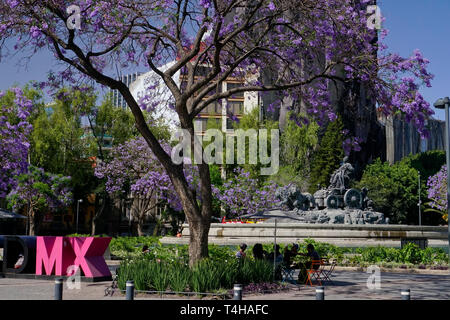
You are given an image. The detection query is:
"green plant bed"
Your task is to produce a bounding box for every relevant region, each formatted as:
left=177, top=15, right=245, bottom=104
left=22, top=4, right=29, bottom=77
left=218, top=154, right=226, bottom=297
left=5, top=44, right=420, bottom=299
left=117, top=256, right=275, bottom=295
left=113, top=239, right=449, bottom=297
left=109, top=237, right=448, bottom=276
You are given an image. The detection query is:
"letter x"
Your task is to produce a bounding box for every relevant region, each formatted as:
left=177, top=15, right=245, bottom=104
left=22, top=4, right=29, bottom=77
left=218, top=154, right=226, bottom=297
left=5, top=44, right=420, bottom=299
left=68, top=237, right=111, bottom=278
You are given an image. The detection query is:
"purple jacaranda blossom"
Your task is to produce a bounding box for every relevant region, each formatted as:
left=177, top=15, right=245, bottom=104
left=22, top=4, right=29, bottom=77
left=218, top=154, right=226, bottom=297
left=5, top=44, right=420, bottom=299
left=427, top=165, right=448, bottom=221
left=212, top=168, right=279, bottom=218
left=7, top=165, right=72, bottom=235
left=94, top=136, right=200, bottom=216
left=0, top=87, right=34, bottom=198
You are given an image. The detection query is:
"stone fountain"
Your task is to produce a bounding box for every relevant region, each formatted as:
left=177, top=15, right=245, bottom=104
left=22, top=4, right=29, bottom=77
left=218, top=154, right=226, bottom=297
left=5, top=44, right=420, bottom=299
left=245, top=157, right=388, bottom=225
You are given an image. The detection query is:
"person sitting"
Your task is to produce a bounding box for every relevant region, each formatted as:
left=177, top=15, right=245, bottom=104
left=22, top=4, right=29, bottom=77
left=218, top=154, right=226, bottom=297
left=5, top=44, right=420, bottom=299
left=142, top=245, right=150, bottom=254
left=283, top=246, right=292, bottom=267
left=297, top=244, right=321, bottom=283
left=252, top=243, right=267, bottom=260
left=283, top=243, right=299, bottom=268
left=267, top=244, right=283, bottom=264
left=236, top=243, right=247, bottom=259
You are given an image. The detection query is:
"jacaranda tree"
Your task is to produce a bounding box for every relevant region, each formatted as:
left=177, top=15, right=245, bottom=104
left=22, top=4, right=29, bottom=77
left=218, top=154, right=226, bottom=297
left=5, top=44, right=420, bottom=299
left=94, top=137, right=187, bottom=236
left=0, top=0, right=433, bottom=265
left=0, top=88, right=34, bottom=198
left=427, top=165, right=448, bottom=223
left=213, top=168, right=278, bottom=218
left=7, top=165, right=73, bottom=235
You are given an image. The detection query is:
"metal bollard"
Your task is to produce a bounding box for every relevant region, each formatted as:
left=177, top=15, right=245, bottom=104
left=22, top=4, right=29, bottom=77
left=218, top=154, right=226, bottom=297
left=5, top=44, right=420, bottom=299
left=233, top=284, right=243, bottom=300
left=126, top=280, right=135, bottom=300
left=54, top=278, right=63, bottom=300
left=316, top=286, right=325, bottom=300
left=401, top=289, right=411, bottom=300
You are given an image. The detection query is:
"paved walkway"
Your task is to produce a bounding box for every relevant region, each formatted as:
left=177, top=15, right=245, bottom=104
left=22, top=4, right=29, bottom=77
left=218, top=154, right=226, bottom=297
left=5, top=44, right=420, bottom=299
left=0, top=267, right=449, bottom=300
left=245, top=270, right=450, bottom=300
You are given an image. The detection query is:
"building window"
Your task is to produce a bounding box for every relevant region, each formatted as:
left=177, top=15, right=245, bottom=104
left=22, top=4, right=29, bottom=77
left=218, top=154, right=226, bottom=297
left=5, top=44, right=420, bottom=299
left=194, top=118, right=209, bottom=132
left=200, top=102, right=221, bottom=115
left=226, top=82, right=245, bottom=99
left=226, top=117, right=238, bottom=130
left=227, top=101, right=244, bottom=115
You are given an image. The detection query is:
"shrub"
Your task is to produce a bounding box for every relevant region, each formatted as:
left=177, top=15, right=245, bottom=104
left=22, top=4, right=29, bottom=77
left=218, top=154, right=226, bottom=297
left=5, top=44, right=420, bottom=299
left=117, top=255, right=274, bottom=294
left=190, top=259, right=223, bottom=294
left=150, top=261, right=171, bottom=293
left=356, top=151, right=447, bottom=225
left=109, top=236, right=161, bottom=253
left=169, top=262, right=191, bottom=293
left=400, top=243, right=423, bottom=265
left=309, top=117, right=344, bottom=194
left=349, top=244, right=447, bottom=265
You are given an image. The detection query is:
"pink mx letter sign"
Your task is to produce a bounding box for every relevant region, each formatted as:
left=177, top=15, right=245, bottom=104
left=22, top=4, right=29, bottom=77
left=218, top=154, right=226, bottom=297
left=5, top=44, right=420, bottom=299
left=69, top=237, right=111, bottom=278
left=36, top=236, right=111, bottom=278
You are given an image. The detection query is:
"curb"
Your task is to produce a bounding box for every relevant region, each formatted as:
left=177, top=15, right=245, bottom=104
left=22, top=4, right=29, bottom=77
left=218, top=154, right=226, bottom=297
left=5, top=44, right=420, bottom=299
left=333, top=266, right=450, bottom=275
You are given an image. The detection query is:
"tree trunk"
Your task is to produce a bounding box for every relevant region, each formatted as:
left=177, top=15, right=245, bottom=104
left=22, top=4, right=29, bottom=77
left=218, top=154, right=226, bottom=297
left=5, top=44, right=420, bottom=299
left=91, top=218, right=96, bottom=236
left=136, top=219, right=144, bottom=237
left=91, top=194, right=107, bottom=236
left=119, top=84, right=213, bottom=266
left=29, top=207, right=35, bottom=236
left=169, top=160, right=213, bottom=266
left=187, top=216, right=210, bottom=266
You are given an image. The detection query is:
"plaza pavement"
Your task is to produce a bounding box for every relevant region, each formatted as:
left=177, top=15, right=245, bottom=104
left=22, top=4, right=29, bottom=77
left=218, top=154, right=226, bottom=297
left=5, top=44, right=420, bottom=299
left=0, top=262, right=449, bottom=300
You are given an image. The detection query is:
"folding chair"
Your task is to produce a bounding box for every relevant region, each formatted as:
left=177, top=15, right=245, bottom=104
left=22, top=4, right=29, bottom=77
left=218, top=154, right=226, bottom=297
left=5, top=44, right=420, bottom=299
left=306, top=260, right=323, bottom=286
left=320, top=259, right=336, bottom=285
left=281, top=266, right=296, bottom=284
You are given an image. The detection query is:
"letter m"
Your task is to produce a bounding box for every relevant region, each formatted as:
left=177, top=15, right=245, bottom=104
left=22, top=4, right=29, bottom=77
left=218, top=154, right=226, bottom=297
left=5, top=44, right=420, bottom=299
left=36, top=237, right=74, bottom=276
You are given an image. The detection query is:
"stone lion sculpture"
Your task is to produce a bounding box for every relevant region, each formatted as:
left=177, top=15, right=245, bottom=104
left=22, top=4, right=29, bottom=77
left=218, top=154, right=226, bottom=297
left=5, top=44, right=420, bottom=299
left=275, top=185, right=315, bottom=211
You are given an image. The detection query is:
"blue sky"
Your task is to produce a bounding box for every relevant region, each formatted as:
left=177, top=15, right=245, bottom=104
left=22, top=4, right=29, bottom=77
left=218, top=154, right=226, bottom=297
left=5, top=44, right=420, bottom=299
left=380, top=0, right=450, bottom=120
left=0, top=0, right=449, bottom=120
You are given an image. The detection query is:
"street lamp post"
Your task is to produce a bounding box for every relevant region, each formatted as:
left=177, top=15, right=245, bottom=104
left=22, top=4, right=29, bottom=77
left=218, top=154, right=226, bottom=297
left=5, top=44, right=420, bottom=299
left=418, top=171, right=422, bottom=226
left=433, top=97, right=450, bottom=263
left=76, top=199, right=83, bottom=234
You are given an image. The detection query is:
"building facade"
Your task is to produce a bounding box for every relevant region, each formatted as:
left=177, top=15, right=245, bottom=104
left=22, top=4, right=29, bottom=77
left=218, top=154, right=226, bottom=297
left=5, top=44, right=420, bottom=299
left=110, top=72, right=141, bottom=109
left=128, top=62, right=260, bottom=135
left=383, top=115, right=445, bottom=164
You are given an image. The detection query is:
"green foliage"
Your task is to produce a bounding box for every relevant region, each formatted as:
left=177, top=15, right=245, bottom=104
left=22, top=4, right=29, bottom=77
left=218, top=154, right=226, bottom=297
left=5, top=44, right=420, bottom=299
left=264, top=239, right=447, bottom=267
left=28, top=88, right=171, bottom=205
left=299, top=238, right=349, bottom=261
left=402, top=150, right=446, bottom=179
left=31, top=88, right=86, bottom=175
left=0, top=82, right=45, bottom=125
left=355, top=151, right=447, bottom=225
left=108, top=236, right=162, bottom=253
left=115, top=238, right=448, bottom=294
left=309, top=117, right=344, bottom=193
left=150, top=261, right=172, bottom=292
left=351, top=243, right=448, bottom=265
left=117, top=255, right=274, bottom=294
left=209, top=165, right=223, bottom=187
left=190, top=259, right=224, bottom=293
left=271, top=114, right=319, bottom=190
left=207, top=244, right=235, bottom=262
left=168, top=262, right=191, bottom=293
left=355, top=159, right=419, bottom=224
left=231, top=108, right=279, bottom=182
left=29, top=88, right=99, bottom=201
